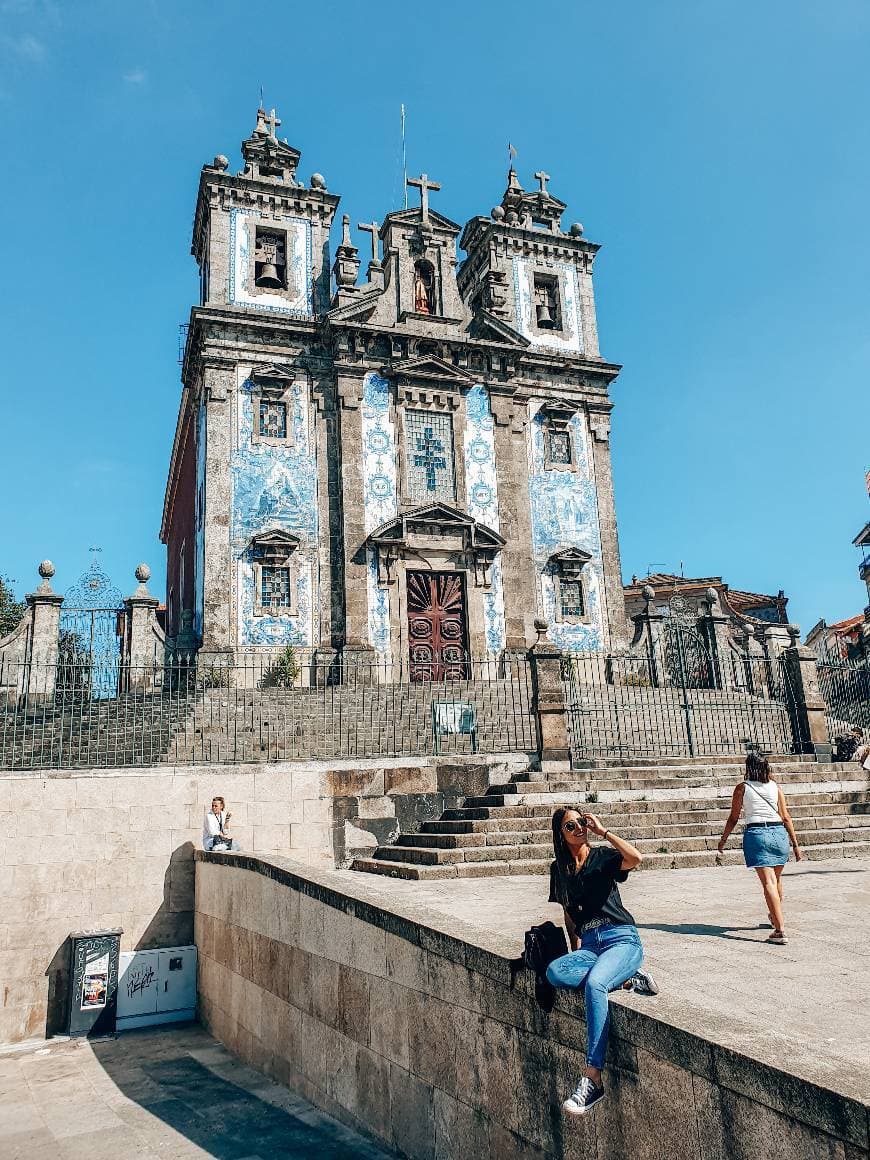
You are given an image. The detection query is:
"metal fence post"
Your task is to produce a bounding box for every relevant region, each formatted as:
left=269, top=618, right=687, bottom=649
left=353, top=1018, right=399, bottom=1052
left=529, top=618, right=570, bottom=770
left=781, top=644, right=833, bottom=761
left=25, top=561, right=64, bottom=704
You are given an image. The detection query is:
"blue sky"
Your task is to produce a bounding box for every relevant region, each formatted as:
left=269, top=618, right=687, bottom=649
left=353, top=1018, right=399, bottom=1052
left=1, top=0, right=868, bottom=634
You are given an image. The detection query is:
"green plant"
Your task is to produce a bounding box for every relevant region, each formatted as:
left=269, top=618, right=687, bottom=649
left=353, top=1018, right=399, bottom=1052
left=622, top=672, right=651, bottom=687
left=0, top=575, right=25, bottom=638
left=262, top=645, right=300, bottom=689
left=587, top=791, right=598, bottom=803
left=656, top=845, right=669, bottom=854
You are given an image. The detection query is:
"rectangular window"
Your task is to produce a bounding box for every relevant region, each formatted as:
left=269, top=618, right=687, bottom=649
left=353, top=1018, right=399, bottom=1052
left=259, top=399, right=287, bottom=440
left=405, top=410, right=456, bottom=503
left=560, top=579, right=584, bottom=619
left=260, top=566, right=292, bottom=610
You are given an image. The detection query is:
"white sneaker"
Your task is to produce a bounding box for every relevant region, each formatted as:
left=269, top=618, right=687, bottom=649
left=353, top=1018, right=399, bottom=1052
left=563, top=1077, right=605, bottom=1116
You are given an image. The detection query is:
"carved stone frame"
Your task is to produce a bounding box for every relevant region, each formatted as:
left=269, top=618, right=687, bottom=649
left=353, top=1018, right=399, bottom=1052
left=527, top=267, right=566, bottom=340
left=249, top=529, right=300, bottom=619
left=244, top=217, right=297, bottom=304
left=539, top=399, right=579, bottom=472
left=549, top=547, right=592, bottom=625
left=249, top=365, right=296, bottom=449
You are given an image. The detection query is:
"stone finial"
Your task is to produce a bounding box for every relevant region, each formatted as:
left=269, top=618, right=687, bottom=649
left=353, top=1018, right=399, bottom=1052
left=705, top=586, right=719, bottom=607
left=569, top=222, right=584, bottom=237
left=310, top=172, right=326, bottom=190
left=533, top=617, right=549, bottom=644
left=358, top=222, right=381, bottom=267
left=340, top=214, right=352, bottom=249
left=213, top=155, right=229, bottom=172
left=491, top=205, right=505, bottom=221
left=534, top=170, right=551, bottom=193
left=133, top=563, right=153, bottom=599
left=37, top=560, right=56, bottom=593
left=505, top=210, right=519, bottom=224
left=641, top=584, right=655, bottom=603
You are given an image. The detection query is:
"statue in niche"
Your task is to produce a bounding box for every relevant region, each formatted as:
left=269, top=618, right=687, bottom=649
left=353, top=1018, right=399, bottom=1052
left=414, top=260, right=436, bottom=315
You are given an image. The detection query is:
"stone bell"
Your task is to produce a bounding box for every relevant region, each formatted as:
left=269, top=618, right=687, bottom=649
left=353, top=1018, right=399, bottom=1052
left=255, top=262, right=283, bottom=289
left=536, top=299, right=554, bottom=327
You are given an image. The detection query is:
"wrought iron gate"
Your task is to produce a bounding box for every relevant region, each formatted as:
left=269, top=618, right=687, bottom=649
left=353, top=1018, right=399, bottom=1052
left=58, top=552, right=124, bottom=698
left=564, top=637, right=801, bottom=762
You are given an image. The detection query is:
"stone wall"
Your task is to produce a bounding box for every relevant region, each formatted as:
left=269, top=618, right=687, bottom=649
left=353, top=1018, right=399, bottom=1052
left=0, top=754, right=519, bottom=1045
left=196, top=853, right=869, bottom=1160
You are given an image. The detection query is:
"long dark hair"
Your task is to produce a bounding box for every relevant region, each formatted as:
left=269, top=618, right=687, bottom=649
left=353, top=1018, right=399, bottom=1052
left=551, top=806, right=588, bottom=903
left=745, top=754, right=771, bottom=783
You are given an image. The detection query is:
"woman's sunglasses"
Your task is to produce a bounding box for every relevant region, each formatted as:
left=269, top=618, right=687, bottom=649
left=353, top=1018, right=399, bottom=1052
left=562, top=818, right=588, bottom=833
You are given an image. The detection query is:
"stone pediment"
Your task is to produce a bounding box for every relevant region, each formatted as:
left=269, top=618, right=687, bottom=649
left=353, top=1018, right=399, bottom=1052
left=367, top=503, right=505, bottom=587
left=250, top=364, right=295, bottom=386
left=467, top=310, right=530, bottom=348
left=248, top=528, right=300, bottom=563
left=327, top=291, right=382, bottom=323
left=381, top=207, right=462, bottom=235
left=387, top=357, right=476, bottom=388
left=548, top=546, right=592, bottom=579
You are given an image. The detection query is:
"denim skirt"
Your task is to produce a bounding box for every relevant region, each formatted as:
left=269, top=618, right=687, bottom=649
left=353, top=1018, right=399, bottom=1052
left=743, top=823, right=790, bottom=868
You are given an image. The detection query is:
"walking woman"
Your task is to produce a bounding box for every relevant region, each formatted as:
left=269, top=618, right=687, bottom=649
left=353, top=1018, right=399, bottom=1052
left=546, top=807, right=656, bottom=1117
left=717, top=754, right=802, bottom=944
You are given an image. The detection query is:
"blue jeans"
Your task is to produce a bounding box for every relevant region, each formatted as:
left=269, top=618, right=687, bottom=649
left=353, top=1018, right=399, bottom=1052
left=546, top=923, right=643, bottom=1069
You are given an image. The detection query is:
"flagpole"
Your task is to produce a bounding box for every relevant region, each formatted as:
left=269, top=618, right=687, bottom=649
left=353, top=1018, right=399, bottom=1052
left=401, top=104, right=407, bottom=209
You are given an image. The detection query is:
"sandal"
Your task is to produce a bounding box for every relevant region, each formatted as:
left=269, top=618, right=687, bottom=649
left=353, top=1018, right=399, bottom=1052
left=766, top=930, right=788, bottom=945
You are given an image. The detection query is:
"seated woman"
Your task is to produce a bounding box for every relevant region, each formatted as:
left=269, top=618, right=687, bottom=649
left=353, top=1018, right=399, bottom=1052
left=202, top=796, right=240, bottom=852
left=546, top=807, right=656, bottom=1117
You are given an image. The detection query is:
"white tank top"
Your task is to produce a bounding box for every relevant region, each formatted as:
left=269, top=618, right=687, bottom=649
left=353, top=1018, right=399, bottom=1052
left=742, top=779, right=781, bottom=824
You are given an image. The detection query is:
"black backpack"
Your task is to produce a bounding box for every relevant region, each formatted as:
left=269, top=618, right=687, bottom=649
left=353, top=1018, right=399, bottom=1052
left=515, top=920, right=569, bottom=1012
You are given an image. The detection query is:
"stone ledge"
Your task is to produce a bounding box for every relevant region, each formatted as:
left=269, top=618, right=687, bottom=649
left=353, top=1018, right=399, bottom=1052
left=195, top=850, right=870, bottom=1149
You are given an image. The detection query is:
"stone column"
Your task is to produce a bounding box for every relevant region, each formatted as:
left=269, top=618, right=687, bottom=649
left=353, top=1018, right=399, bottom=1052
left=529, top=619, right=570, bottom=770
left=26, top=561, right=64, bottom=702
left=199, top=363, right=235, bottom=663
left=587, top=406, right=629, bottom=651
left=700, top=587, right=735, bottom=689
left=122, top=564, right=161, bottom=690
left=335, top=369, right=377, bottom=670
left=781, top=645, right=832, bottom=760
left=491, top=392, right=538, bottom=649
left=312, top=372, right=340, bottom=668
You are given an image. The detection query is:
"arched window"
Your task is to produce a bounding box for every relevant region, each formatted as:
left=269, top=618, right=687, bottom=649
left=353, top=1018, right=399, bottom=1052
left=413, top=260, right=436, bottom=315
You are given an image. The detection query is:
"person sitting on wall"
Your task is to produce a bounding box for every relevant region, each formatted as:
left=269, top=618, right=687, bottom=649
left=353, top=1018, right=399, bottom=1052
left=203, top=796, right=240, bottom=851
left=546, top=807, right=658, bottom=1117
left=853, top=730, right=870, bottom=771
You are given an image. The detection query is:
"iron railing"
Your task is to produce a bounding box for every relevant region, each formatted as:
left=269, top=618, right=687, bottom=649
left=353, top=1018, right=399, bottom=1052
left=816, top=649, right=870, bottom=740
left=563, top=646, right=802, bottom=762
left=0, top=650, right=537, bottom=771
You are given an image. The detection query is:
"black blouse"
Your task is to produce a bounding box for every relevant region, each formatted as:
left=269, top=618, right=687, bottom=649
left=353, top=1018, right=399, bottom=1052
left=548, top=846, right=636, bottom=929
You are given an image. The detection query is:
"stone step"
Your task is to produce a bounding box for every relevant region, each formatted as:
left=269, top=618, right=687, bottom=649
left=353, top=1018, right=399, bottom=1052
left=350, top=857, right=553, bottom=881
left=354, top=838, right=870, bottom=880
left=372, top=841, right=552, bottom=866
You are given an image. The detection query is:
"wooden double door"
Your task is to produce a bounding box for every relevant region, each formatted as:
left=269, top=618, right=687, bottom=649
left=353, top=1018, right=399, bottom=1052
left=407, top=570, right=469, bottom=681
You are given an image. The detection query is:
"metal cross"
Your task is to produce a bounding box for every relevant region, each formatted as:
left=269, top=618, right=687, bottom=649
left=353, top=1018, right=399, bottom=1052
left=358, top=221, right=380, bottom=264
left=406, top=172, right=441, bottom=224
left=534, top=170, right=551, bottom=193
left=267, top=107, right=281, bottom=137
left=414, top=427, right=446, bottom=491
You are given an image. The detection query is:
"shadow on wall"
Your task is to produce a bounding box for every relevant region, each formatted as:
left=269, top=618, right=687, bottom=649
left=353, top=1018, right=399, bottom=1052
left=44, top=842, right=196, bottom=1039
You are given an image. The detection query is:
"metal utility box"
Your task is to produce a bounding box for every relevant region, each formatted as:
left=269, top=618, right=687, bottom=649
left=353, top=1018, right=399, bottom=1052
left=116, top=945, right=197, bottom=1031
left=67, top=928, right=123, bottom=1038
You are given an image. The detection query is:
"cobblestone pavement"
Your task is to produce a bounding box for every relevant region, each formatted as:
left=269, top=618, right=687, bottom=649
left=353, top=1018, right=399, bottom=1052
left=0, top=1024, right=396, bottom=1160
left=332, top=856, right=870, bottom=1101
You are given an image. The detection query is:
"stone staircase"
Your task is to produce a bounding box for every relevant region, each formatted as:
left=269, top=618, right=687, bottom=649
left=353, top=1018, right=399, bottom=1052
left=351, top=755, right=870, bottom=879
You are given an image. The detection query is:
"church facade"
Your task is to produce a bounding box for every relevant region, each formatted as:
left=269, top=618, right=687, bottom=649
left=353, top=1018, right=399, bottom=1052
left=160, top=109, right=627, bottom=672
